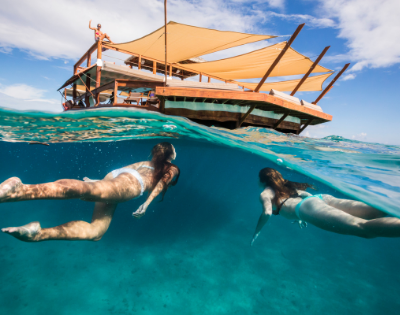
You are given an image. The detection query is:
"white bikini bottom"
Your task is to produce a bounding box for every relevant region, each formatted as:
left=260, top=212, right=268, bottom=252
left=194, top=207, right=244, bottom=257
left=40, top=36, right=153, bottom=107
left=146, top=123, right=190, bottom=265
left=111, top=168, right=145, bottom=196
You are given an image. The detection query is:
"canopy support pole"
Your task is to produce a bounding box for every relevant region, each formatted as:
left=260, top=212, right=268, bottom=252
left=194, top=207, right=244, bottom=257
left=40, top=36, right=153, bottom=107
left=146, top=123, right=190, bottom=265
left=237, top=104, right=256, bottom=128
left=273, top=112, right=289, bottom=129
left=153, top=61, right=156, bottom=74
left=313, top=63, right=350, bottom=104
left=255, top=23, right=305, bottom=93
left=164, top=0, right=167, bottom=87
left=138, top=55, right=142, bottom=70
left=199, top=73, right=202, bottom=82
left=298, top=118, right=313, bottom=134
left=290, top=46, right=330, bottom=96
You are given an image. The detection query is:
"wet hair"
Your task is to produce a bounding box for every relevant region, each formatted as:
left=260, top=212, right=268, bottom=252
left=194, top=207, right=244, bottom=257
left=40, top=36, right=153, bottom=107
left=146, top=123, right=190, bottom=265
left=97, top=24, right=101, bottom=28
left=150, top=142, right=180, bottom=200
left=259, top=168, right=315, bottom=205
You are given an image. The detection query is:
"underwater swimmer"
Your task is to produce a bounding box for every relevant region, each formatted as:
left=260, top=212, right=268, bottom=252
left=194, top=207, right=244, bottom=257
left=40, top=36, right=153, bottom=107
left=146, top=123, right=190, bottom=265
left=252, top=168, right=400, bottom=245
left=0, top=142, right=179, bottom=242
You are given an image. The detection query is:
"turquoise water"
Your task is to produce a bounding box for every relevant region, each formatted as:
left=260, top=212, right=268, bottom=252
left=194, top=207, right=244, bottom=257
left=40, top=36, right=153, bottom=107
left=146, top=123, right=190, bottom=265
left=1, top=107, right=400, bottom=314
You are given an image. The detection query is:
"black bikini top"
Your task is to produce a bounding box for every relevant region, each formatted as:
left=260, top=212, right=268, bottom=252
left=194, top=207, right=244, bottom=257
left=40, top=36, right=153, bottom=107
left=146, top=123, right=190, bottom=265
left=272, top=192, right=299, bottom=215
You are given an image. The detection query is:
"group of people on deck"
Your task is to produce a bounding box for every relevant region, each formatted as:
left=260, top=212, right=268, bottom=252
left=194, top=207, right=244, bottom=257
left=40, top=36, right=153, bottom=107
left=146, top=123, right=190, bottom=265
left=1, top=142, right=400, bottom=244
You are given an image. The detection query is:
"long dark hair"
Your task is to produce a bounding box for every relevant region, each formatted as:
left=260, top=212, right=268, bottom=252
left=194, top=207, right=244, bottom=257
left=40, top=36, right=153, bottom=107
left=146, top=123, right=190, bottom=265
left=259, top=168, right=315, bottom=205
left=150, top=142, right=180, bottom=199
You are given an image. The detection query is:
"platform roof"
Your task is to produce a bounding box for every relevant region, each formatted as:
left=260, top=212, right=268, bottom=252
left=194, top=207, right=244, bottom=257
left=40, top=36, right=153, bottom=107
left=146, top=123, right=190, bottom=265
left=179, top=42, right=332, bottom=80
left=104, top=21, right=275, bottom=63
left=237, top=73, right=333, bottom=92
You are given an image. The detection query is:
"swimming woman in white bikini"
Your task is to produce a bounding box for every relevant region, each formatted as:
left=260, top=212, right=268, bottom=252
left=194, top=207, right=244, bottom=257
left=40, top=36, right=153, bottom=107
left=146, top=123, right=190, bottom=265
left=0, top=142, right=179, bottom=242
left=252, top=168, right=400, bottom=245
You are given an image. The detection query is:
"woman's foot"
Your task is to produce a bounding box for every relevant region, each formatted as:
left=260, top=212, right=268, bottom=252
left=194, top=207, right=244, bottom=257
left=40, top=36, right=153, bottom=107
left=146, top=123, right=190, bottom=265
left=2, top=221, right=41, bottom=242
left=0, top=177, right=22, bottom=202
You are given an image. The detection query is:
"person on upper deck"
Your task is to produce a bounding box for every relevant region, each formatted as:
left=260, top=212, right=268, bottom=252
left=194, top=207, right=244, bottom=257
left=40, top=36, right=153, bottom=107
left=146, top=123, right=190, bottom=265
left=89, top=20, right=114, bottom=44
left=0, top=143, right=179, bottom=242
left=252, top=168, right=400, bottom=245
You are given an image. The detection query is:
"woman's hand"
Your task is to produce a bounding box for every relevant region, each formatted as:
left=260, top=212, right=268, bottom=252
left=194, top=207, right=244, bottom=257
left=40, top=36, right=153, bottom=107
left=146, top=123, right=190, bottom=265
left=132, top=204, right=148, bottom=219
left=292, top=220, right=308, bottom=229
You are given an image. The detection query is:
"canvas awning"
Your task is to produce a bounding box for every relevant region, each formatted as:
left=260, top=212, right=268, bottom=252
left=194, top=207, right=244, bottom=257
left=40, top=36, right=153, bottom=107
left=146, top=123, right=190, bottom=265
left=104, top=21, right=275, bottom=63
left=237, top=73, right=333, bottom=92
left=179, top=42, right=332, bottom=79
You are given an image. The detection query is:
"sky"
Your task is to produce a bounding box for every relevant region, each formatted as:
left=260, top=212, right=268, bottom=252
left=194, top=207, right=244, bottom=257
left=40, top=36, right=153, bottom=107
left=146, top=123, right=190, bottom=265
left=0, top=0, right=399, bottom=144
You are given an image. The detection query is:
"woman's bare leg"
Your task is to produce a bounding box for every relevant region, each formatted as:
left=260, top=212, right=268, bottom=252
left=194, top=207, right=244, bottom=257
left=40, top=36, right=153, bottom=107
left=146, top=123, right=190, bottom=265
left=322, top=195, right=386, bottom=219
left=300, top=199, right=400, bottom=238
left=100, top=33, right=114, bottom=43
left=0, top=175, right=140, bottom=203
left=2, top=202, right=117, bottom=242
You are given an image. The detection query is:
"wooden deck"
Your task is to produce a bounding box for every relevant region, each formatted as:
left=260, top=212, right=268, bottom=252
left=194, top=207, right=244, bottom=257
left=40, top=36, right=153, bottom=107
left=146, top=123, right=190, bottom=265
left=65, top=79, right=331, bottom=134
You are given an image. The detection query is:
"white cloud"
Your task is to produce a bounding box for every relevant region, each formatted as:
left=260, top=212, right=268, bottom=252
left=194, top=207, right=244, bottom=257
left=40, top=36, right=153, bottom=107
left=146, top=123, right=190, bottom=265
left=351, top=132, right=367, bottom=140
left=0, top=92, right=62, bottom=112
left=0, top=84, right=46, bottom=100
left=0, top=84, right=61, bottom=112
left=0, top=0, right=274, bottom=61
left=317, top=0, right=400, bottom=71
left=266, top=12, right=335, bottom=28
left=341, top=73, right=356, bottom=81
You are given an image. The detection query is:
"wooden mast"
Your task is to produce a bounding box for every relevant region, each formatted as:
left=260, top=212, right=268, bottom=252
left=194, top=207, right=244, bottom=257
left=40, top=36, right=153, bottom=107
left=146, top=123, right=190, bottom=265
left=164, top=0, right=167, bottom=87
left=290, top=46, right=330, bottom=96
left=312, top=63, right=350, bottom=104
left=237, top=24, right=305, bottom=128
left=254, top=23, right=305, bottom=93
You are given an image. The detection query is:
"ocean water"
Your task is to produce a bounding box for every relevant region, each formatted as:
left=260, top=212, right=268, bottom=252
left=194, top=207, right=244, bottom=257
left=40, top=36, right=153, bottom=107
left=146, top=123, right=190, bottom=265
left=0, top=107, right=400, bottom=314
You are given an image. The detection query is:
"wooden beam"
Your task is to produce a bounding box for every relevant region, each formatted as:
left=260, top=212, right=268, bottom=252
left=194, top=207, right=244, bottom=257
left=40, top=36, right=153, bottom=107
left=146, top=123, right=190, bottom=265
left=255, top=23, right=305, bottom=93
left=290, top=46, right=330, bottom=96
left=298, top=118, right=314, bottom=134
left=85, top=74, right=91, bottom=107
left=138, top=55, right=142, bottom=70
left=238, top=104, right=256, bottom=127
left=113, top=81, right=118, bottom=105
left=169, top=64, right=172, bottom=77
left=160, top=98, right=165, bottom=113
left=153, top=61, right=156, bottom=74
left=87, top=51, right=92, bottom=67
left=273, top=112, right=289, bottom=129
left=74, top=42, right=98, bottom=75
left=164, top=0, right=168, bottom=86
left=95, top=41, right=102, bottom=105
left=208, top=77, right=211, bottom=83
left=312, top=63, right=350, bottom=104
left=72, top=83, right=77, bottom=101
left=199, top=73, right=202, bottom=82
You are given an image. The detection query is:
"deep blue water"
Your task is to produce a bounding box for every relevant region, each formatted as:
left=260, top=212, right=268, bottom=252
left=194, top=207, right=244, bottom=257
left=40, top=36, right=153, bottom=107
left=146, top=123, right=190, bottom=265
left=1, top=139, right=400, bottom=315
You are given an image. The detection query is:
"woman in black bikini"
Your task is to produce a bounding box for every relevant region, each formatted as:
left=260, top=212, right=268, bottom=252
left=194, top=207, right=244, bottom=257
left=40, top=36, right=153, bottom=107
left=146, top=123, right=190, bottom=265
left=252, top=168, right=400, bottom=245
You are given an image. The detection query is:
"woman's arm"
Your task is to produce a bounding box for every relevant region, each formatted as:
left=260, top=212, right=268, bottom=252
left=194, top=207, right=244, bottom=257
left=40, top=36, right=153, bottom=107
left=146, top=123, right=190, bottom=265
left=132, top=167, right=178, bottom=218
left=251, top=190, right=273, bottom=246
left=89, top=20, right=96, bottom=30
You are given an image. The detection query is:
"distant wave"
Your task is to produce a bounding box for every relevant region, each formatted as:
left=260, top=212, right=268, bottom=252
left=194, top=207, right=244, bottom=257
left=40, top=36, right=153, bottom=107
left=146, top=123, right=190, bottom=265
left=1, top=106, right=399, bottom=216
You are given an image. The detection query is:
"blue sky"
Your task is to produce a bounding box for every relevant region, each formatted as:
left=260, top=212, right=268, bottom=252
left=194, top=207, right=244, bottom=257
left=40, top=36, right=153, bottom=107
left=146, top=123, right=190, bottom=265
left=0, top=0, right=399, bottom=144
